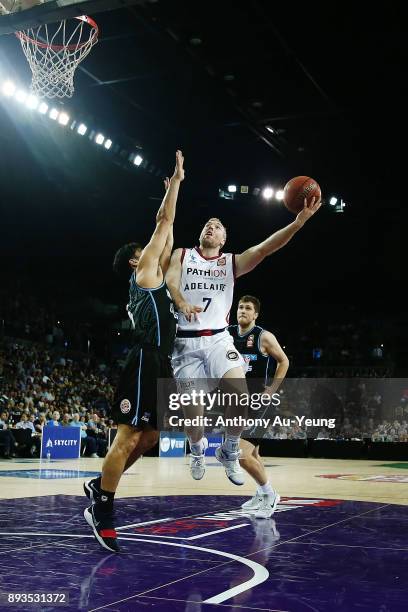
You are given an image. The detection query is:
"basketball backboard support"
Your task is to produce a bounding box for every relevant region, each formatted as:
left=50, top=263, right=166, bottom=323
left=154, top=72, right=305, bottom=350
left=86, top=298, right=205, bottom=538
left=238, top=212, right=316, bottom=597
left=0, top=0, right=143, bottom=35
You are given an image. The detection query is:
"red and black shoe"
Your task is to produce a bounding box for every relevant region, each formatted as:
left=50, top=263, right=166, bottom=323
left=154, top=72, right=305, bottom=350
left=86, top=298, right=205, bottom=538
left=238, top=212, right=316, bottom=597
left=84, top=505, right=120, bottom=553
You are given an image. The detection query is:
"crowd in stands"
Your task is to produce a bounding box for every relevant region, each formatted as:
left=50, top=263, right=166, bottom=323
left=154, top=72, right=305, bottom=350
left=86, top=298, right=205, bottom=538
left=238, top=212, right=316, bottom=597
left=0, top=340, right=116, bottom=458
left=1, top=290, right=408, bottom=457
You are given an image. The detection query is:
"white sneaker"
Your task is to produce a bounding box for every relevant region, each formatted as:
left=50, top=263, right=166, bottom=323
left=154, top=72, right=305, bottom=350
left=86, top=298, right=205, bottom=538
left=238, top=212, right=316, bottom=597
left=241, top=492, right=263, bottom=510
left=189, top=438, right=208, bottom=480
left=215, top=447, right=245, bottom=486
left=255, top=492, right=280, bottom=519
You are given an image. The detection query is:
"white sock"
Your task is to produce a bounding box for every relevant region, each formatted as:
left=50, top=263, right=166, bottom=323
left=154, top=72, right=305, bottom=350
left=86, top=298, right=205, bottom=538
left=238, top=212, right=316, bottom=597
left=260, top=482, right=274, bottom=495
left=223, top=435, right=240, bottom=453
left=191, top=438, right=204, bottom=455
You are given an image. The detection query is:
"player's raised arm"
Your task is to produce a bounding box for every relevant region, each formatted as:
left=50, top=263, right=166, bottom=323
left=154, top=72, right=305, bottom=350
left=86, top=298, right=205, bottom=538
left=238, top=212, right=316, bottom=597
left=137, top=151, right=184, bottom=287
left=165, top=248, right=203, bottom=321
left=261, top=331, right=289, bottom=395
left=234, top=196, right=321, bottom=278
left=158, top=177, right=174, bottom=276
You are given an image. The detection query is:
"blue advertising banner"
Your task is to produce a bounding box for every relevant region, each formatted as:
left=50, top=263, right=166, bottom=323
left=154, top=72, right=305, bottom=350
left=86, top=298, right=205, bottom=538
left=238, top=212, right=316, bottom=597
left=206, top=434, right=223, bottom=457
left=159, top=432, right=186, bottom=457
left=41, top=426, right=81, bottom=460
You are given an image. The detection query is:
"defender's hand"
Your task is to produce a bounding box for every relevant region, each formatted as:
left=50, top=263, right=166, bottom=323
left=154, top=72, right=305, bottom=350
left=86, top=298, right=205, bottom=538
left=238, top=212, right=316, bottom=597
left=171, top=150, right=185, bottom=182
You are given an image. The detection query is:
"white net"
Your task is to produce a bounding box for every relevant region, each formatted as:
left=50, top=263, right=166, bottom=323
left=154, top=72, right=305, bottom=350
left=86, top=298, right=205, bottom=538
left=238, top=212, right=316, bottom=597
left=16, top=15, right=98, bottom=99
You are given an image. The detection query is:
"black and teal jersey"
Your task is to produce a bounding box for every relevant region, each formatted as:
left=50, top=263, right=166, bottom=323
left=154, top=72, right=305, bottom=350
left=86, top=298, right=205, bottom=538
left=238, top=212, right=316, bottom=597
left=228, top=324, right=274, bottom=386
left=126, top=275, right=177, bottom=356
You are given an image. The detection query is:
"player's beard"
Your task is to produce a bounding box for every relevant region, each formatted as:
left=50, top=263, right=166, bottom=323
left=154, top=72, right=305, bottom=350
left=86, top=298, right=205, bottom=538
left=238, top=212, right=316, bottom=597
left=201, top=236, right=220, bottom=249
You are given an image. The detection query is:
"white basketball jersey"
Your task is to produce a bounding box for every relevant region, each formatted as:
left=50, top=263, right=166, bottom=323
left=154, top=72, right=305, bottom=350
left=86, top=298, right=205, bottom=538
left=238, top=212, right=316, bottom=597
left=178, top=247, right=235, bottom=331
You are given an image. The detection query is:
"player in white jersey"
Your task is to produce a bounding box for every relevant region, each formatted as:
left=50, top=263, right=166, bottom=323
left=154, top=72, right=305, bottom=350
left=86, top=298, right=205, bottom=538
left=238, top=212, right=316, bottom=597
left=166, top=197, right=321, bottom=483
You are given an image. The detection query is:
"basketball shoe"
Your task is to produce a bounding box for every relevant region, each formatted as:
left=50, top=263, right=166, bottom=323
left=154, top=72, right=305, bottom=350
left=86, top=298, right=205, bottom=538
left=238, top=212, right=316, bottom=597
left=241, top=492, right=263, bottom=509
left=215, top=447, right=245, bottom=485
left=83, top=476, right=101, bottom=501
left=255, top=491, right=280, bottom=519
left=84, top=504, right=119, bottom=553
left=190, top=437, right=208, bottom=480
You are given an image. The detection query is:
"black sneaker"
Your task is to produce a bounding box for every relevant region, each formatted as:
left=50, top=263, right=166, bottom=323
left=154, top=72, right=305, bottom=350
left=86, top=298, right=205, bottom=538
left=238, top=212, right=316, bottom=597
left=84, top=505, right=120, bottom=553
left=83, top=477, right=101, bottom=501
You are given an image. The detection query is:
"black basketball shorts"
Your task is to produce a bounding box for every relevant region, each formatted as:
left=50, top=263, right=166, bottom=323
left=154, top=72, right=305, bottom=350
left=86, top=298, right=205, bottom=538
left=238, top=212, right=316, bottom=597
left=110, top=345, right=173, bottom=429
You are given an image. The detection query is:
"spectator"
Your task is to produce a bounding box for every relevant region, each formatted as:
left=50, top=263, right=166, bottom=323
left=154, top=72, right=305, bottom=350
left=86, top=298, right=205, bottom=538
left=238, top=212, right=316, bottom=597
left=15, top=413, right=36, bottom=434
left=70, top=414, right=98, bottom=458
left=47, top=411, right=61, bottom=426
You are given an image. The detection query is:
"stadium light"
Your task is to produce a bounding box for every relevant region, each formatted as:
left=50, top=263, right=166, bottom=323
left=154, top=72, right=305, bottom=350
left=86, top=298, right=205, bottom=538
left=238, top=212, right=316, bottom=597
left=265, top=125, right=275, bottom=134
left=95, top=133, right=105, bottom=145
left=49, top=108, right=59, bottom=120
left=104, top=139, right=112, bottom=150
left=15, top=89, right=27, bottom=103
left=276, top=190, right=284, bottom=200
left=2, top=81, right=16, bottom=97
left=38, top=102, right=48, bottom=114
left=58, top=112, right=70, bottom=126
left=330, top=197, right=338, bottom=205
left=133, top=154, right=143, bottom=166
left=77, top=123, right=87, bottom=135
left=227, top=185, right=237, bottom=193
left=262, top=187, right=274, bottom=200
left=25, top=94, right=39, bottom=110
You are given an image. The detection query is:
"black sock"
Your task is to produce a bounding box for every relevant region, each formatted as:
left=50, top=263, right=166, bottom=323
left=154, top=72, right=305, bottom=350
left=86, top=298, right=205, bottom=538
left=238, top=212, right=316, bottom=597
left=95, top=488, right=115, bottom=516
left=94, top=475, right=102, bottom=489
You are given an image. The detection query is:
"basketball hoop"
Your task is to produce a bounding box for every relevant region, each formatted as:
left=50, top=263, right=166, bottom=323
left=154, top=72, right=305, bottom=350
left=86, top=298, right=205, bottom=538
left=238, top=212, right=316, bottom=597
left=15, top=15, right=98, bottom=99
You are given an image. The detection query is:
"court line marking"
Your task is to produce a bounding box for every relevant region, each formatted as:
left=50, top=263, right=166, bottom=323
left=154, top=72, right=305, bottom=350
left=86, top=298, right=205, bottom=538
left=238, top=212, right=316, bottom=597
left=285, top=542, right=408, bottom=551
left=187, top=523, right=250, bottom=540
left=138, top=595, right=287, bottom=611
left=87, top=537, right=269, bottom=610
left=116, top=517, right=173, bottom=530
left=244, top=503, right=392, bottom=560
left=0, top=532, right=93, bottom=538
left=118, top=523, right=250, bottom=540
left=0, top=501, right=392, bottom=607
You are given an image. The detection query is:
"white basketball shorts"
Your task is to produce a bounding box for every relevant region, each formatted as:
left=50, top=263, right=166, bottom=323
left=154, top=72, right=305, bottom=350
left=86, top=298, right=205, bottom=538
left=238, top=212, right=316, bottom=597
left=172, top=330, right=245, bottom=381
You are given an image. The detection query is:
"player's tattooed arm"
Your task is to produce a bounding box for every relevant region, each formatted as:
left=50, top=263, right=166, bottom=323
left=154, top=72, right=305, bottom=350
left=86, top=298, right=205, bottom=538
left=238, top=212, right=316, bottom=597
left=261, top=331, right=289, bottom=395
left=165, top=249, right=202, bottom=321
left=235, top=196, right=321, bottom=277
left=137, top=151, right=184, bottom=288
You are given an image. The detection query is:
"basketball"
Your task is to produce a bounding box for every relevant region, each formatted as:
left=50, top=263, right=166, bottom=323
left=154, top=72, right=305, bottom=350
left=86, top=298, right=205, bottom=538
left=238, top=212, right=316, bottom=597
left=283, top=176, right=321, bottom=214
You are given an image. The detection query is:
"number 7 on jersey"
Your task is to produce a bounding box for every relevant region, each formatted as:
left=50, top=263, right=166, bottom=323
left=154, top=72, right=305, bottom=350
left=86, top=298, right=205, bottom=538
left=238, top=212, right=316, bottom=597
left=202, top=297, right=212, bottom=312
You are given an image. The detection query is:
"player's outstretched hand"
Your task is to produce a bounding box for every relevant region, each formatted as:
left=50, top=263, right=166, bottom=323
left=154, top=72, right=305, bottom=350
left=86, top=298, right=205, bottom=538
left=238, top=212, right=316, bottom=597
left=296, top=196, right=322, bottom=226
left=171, top=150, right=185, bottom=182
left=179, top=300, right=203, bottom=322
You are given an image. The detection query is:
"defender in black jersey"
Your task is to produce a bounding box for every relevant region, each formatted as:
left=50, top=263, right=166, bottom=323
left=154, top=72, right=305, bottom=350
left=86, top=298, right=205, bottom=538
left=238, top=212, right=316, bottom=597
left=111, top=274, right=177, bottom=429
left=228, top=295, right=288, bottom=518
left=84, top=151, right=184, bottom=553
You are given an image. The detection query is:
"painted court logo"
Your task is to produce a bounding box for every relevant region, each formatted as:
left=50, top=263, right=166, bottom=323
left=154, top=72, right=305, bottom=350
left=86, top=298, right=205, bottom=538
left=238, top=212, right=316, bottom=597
left=317, top=473, right=408, bottom=483
left=120, top=399, right=131, bottom=414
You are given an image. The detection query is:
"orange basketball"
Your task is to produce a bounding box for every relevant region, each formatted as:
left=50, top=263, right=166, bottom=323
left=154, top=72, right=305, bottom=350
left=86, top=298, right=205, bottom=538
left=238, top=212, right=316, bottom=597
left=283, top=176, right=321, bottom=214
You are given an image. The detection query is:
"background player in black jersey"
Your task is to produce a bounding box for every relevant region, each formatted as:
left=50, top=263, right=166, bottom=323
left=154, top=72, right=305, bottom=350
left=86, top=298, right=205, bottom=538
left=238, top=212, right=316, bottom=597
left=229, top=295, right=289, bottom=518
left=83, top=150, right=184, bottom=552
